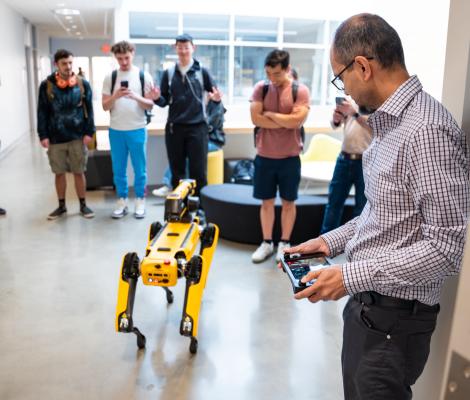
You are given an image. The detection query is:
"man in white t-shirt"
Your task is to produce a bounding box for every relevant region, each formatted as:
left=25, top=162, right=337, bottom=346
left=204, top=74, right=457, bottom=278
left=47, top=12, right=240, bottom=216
left=102, top=41, right=154, bottom=219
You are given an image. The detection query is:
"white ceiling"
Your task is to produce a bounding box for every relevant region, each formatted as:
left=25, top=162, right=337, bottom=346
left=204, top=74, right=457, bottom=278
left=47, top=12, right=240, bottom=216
left=3, top=0, right=118, bottom=39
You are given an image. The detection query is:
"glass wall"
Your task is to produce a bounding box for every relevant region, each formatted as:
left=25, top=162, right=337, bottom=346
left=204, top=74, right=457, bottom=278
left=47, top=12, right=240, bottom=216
left=129, top=13, right=343, bottom=106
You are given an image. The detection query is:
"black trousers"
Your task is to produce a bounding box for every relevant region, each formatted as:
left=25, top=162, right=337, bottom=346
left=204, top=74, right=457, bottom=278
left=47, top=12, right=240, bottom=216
left=342, top=294, right=439, bottom=400
left=165, top=122, right=208, bottom=196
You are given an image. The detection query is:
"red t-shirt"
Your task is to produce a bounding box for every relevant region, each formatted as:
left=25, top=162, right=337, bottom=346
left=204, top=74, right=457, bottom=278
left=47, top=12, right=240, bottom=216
left=250, top=80, right=310, bottom=159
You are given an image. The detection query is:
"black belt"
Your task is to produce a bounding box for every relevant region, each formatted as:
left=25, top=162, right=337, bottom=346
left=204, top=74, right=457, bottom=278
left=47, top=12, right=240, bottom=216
left=341, top=151, right=362, bottom=160
left=353, top=291, right=439, bottom=313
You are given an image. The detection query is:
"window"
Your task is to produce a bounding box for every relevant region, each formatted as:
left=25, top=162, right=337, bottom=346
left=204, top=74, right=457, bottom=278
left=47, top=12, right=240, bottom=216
left=234, top=16, right=279, bottom=42
left=134, top=44, right=174, bottom=86
left=283, top=19, right=324, bottom=44
left=234, top=46, right=277, bottom=102
left=183, top=14, right=230, bottom=40
left=288, top=48, right=324, bottom=105
left=130, top=12, right=178, bottom=39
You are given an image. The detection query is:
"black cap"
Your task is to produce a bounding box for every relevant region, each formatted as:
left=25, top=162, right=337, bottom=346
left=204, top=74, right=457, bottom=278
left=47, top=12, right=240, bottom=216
left=175, top=33, right=193, bottom=44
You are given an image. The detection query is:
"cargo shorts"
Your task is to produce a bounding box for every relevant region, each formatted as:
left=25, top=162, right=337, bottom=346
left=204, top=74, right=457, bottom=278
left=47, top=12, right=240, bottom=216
left=47, top=139, right=88, bottom=174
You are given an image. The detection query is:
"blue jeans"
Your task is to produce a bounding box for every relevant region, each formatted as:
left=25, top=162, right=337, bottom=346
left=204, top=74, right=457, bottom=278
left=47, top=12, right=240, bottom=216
left=109, top=127, right=147, bottom=198
left=320, top=155, right=366, bottom=234
left=162, top=141, right=220, bottom=187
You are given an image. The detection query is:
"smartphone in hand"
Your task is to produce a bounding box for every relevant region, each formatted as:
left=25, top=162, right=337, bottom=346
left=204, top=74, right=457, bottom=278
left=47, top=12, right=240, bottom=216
left=335, top=96, right=345, bottom=105
left=120, top=80, right=129, bottom=88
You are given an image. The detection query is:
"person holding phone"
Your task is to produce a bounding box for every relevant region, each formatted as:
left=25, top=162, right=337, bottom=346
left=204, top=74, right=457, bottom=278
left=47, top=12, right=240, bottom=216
left=102, top=41, right=154, bottom=219
left=320, top=96, right=372, bottom=233
left=286, top=13, right=469, bottom=399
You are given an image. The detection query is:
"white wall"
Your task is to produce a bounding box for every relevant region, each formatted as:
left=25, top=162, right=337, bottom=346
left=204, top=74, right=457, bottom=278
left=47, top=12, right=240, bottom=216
left=0, top=1, right=31, bottom=153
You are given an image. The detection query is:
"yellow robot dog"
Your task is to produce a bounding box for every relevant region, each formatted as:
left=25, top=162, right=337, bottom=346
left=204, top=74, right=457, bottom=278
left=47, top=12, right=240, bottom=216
left=115, top=179, right=219, bottom=354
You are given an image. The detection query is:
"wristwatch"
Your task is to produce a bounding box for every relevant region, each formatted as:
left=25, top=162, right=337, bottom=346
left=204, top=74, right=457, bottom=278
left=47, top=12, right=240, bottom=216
left=352, top=112, right=360, bottom=119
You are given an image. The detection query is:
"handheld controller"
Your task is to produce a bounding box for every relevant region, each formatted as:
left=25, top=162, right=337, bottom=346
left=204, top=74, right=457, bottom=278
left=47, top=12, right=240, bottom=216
left=281, top=252, right=328, bottom=293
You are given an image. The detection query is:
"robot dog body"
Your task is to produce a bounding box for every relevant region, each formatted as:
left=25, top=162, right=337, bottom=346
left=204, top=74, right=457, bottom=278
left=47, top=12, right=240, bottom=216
left=115, top=180, right=218, bottom=353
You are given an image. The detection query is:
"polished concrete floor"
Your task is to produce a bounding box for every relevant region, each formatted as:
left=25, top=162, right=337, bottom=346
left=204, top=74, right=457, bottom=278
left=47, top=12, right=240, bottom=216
left=0, top=134, right=346, bottom=400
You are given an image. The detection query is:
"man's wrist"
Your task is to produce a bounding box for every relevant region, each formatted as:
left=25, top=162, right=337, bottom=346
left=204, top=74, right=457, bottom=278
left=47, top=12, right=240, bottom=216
left=352, top=112, right=360, bottom=119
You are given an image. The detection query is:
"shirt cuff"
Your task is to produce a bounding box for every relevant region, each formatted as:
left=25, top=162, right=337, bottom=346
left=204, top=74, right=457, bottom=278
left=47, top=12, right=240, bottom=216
left=341, top=260, right=375, bottom=295
left=321, top=229, right=347, bottom=257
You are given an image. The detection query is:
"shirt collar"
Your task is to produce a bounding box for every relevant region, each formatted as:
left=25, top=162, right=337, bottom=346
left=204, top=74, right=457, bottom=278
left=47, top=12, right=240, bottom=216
left=375, top=75, right=422, bottom=118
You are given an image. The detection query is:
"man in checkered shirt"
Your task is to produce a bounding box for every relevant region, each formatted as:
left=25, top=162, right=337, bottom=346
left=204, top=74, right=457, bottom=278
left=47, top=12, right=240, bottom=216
left=286, top=13, right=469, bottom=400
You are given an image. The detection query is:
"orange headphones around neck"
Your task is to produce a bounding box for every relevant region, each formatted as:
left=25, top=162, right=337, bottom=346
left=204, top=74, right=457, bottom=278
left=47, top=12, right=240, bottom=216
left=55, top=72, right=77, bottom=89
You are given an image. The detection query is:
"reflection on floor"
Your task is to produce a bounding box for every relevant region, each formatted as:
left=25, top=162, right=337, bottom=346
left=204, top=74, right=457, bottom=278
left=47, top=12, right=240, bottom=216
left=0, top=134, right=345, bottom=400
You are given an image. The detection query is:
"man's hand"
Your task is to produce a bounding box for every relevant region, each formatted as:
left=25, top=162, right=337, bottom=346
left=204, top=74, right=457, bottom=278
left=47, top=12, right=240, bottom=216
left=146, top=86, right=161, bottom=101
left=113, top=86, right=131, bottom=100
left=40, top=138, right=49, bottom=149
left=336, top=100, right=356, bottom=118
left=294, top=265, right=347, bottom=302
left=208, top=87, right=222, bottom=102
left=332, top=110, right=344, bottom=126
left=83, top=135, right=93, bottom=147
left=285, top=237, right=330, bottom=257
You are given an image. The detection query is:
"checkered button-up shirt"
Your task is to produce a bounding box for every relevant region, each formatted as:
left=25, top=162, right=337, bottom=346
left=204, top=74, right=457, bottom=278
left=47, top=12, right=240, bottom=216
left=322, top=75, right=469, bottom=305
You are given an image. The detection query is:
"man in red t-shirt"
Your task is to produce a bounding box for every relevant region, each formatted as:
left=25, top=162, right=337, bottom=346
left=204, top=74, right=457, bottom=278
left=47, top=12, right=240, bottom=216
left=250, top=50, right=310, bottom=263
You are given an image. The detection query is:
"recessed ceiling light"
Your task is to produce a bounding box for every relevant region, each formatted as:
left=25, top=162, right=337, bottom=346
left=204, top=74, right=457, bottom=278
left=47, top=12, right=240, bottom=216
left=75, top=32, right=81, bottom=35
left=66, top=28, right=70, bottom=31
left=55, top=8, right=80, bottom=16
left=72, top=25, right=77, bottom=29
left=65, top=16, right=73, bottom=20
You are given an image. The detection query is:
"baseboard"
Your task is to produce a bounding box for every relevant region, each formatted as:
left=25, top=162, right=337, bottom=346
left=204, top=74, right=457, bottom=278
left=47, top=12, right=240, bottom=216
left=0, top=131, right=31, bottom=161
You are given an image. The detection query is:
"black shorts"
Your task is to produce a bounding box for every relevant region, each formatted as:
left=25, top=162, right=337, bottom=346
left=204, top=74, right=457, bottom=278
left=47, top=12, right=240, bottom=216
left=253, top=155, right=301, bottom=201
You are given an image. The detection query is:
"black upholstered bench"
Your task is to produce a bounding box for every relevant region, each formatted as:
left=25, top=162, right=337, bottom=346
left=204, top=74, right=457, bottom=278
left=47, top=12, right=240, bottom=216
left=200, top=183, right=355, bottom=245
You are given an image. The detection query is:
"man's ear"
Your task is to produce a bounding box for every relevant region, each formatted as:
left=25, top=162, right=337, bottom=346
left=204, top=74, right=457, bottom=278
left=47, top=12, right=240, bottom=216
left=354, top=56, right=373, bottom=82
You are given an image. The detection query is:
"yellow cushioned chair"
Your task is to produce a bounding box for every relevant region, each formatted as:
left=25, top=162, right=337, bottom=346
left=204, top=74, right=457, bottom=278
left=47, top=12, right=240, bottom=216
left=207, top=149, right=224, bottom=185
left=300, top=133, right=342, bottom=162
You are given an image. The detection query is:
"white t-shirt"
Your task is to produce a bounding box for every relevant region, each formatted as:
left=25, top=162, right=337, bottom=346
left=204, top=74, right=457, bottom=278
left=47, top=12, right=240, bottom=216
left=102, top=65, right=153, bottom=131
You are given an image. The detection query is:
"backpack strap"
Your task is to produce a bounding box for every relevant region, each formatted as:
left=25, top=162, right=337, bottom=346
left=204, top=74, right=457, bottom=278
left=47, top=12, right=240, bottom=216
left=76, top=75, right=88, bottom=119
left=291, top=80, right=305, bottom=147
left=139, top=70, right=145, bottom=97
left=46, top=79, right=54, bottom=102
left=292, top=80, right=298, bottom=102
left=110, top=70, right=117, bottom=94
left=138, top=69, right=151, bottom=124
left=261, top=81, right=269, bottom=100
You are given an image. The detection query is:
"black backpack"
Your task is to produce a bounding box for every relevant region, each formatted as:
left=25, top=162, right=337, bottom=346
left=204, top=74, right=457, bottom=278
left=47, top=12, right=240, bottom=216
left=253, top=80, right=305, bottom=148
left=206, top=99, right=226, bottom=147
left=230, top=159, right=255, bottom=185
left=111, top=69, right=152, bottom=124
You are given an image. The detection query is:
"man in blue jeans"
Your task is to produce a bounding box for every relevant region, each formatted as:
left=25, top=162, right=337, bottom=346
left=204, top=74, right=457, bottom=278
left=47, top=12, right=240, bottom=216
left=102, top=41, right=154, bottom=219
left=320, top=98, right=372, bottom=233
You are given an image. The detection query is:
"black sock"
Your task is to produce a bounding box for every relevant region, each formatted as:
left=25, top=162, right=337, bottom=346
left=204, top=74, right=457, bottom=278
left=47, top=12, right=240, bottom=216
left=59, top=199, right=66, bottom=209
left=79, top=198, right=86, bottom=208
left=264, top=239, right=273, bottom=245
left=280, top=239, right=290, bottom=244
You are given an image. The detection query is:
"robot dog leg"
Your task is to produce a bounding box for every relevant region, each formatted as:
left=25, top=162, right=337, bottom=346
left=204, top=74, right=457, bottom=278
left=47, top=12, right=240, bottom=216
left=180, top=223, right=219, bottom=354
left=115, top=252, right=147, bottom=349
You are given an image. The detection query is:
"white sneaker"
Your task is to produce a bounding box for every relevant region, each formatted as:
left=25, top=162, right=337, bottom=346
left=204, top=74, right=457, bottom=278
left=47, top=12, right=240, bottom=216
left=112, top=198, right=128, bottom=219
left=276, top=241, right=290, bottom=262
left=134, top=198, right=145, bottom=219
left=252, top=241, right=274, bottom=263
left=152, top=185, right=170, bottom=198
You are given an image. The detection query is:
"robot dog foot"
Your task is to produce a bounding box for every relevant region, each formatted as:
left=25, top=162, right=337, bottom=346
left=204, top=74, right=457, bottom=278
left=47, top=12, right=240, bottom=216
left=132, top=327, right=146, bottom=349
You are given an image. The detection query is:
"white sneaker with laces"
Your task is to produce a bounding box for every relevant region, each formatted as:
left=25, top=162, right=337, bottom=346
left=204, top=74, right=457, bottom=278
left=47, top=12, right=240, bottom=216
left=152, top=185, right=170, bottom=198
left=276, top=241, right=290, bottom=262
left=252, top=241, right=274, bottom=263
left=134, top=198, right=146, bottom=219
left=112, top=198, right=128, bottom=219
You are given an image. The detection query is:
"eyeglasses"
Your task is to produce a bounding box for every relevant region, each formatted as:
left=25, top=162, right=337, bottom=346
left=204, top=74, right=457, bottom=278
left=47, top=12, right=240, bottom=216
left=331, top=57, right=374, bottom=91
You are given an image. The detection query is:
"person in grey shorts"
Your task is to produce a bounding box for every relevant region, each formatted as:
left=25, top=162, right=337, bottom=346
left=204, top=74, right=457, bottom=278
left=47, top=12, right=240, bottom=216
left=37, top=49, right=96, bottom=220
